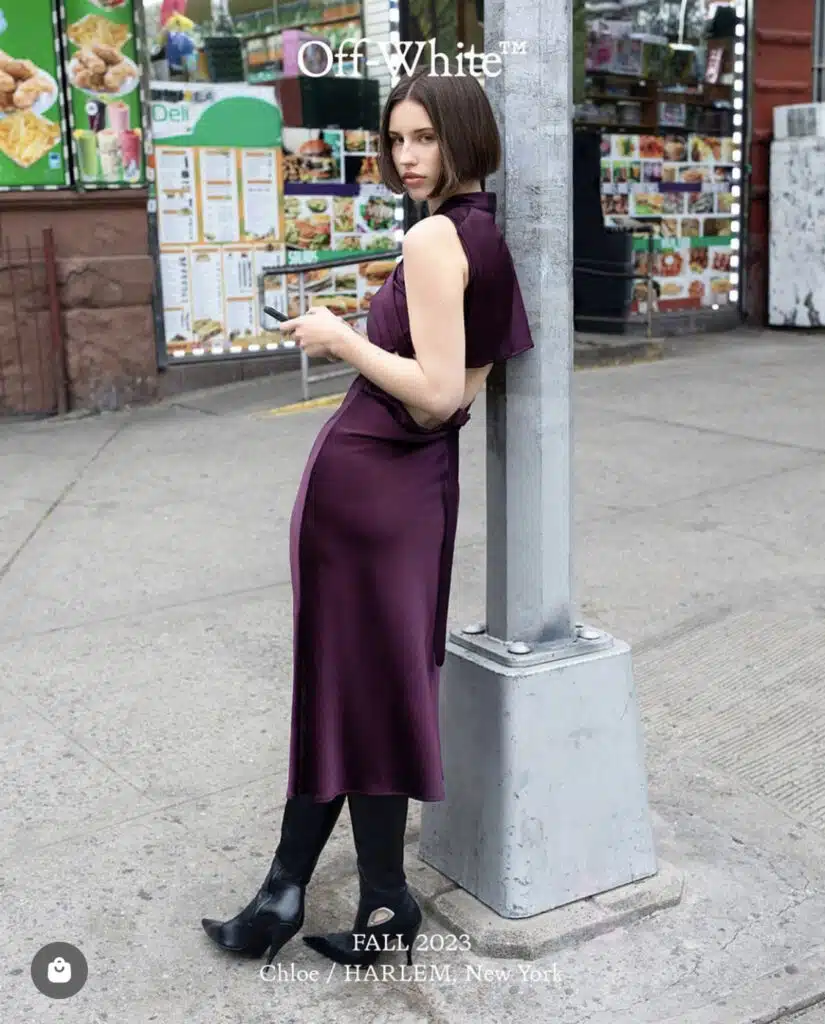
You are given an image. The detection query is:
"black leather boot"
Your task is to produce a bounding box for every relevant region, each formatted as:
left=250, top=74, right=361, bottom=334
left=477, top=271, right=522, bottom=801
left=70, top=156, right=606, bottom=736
left=302, top=794, right=422, bottom=966
left=202, top=794, right=345, bottom=965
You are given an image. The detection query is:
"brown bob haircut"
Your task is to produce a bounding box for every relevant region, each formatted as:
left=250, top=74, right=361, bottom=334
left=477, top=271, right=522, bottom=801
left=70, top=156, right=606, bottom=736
left=378, top=65, right=501, bottom=198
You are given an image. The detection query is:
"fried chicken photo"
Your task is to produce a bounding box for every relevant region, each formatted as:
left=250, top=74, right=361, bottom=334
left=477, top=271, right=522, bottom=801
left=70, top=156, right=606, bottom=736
left=103, top=62, right=133, bottom=91
left=13, top=75, right=51, bottom=109
left=75, top=48, right=107, bottom=75
left=0, top=53, right=54, bottom=112
left=72, top=44, right=136, bottom=94
left=91, top=42, right=122, bottom=65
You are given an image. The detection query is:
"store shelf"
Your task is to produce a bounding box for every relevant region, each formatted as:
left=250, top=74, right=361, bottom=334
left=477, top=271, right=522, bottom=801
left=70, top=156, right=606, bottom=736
left=237, top=15, right=362, bottom=42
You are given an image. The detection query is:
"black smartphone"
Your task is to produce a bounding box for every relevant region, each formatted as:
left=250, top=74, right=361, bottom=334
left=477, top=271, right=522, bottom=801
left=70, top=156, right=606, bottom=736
left=263, top=305, right=289, bottom=324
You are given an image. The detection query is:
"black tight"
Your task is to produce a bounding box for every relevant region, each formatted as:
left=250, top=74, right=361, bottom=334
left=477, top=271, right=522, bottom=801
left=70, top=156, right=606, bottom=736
left=273, top=793, right=409, bottom=889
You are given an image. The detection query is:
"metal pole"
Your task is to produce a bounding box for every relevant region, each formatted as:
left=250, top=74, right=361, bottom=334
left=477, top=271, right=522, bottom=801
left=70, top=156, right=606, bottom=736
left=484, top=0, right=573, bottom=646
left=43, top=228, right=68, bottom=416
left=647, top=231, right=654, bottom=340
left=418, top=0, right=657, bottom=919
left=299, top=270, right=309, bottom=402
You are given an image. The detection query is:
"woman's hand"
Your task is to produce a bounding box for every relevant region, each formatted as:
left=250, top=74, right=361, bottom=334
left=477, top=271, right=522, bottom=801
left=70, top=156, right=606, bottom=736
left=280, top=307, right=353, bottom=360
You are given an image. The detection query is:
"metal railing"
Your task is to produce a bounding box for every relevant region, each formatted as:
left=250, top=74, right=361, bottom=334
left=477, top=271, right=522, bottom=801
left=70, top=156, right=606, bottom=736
left=260, top=227, right=657, bottom=405
left=574, top=220, right=658, bottom=340
left=258, top=248, right=401, bottom=402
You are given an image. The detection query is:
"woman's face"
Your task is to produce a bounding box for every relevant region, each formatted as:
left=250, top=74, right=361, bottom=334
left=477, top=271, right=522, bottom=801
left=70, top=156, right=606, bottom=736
left=388, top=99, right=442, bottom=200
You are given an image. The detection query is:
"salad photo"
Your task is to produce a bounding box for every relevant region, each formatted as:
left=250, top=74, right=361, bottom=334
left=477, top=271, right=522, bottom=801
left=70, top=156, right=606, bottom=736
left=358, top=194, right=395, bottom=232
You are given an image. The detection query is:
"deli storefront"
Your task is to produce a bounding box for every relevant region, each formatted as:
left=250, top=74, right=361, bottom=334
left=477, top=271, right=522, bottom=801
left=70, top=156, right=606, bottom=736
left=0, top=0, right=398, bottom=415
left=575, top=0, right=748, bottom=332
left=148, top=0, right=403, bottom=370
left=0, top=0, right=154, bottom=417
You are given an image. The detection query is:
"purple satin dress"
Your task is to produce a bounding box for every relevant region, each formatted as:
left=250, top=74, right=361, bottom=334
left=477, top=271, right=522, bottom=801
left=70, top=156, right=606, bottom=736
left=286, top=191, right=534, bottom=803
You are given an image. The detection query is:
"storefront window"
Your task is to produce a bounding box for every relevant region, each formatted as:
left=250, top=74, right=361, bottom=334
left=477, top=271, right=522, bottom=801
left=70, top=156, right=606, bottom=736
left=575, top=0, right=745, bottom=317
left=401, top=0, right=483, bottom=60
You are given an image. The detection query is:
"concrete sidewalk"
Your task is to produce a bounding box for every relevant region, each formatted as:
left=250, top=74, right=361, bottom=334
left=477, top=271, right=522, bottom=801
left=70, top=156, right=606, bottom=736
left=3, top=328, right=825, bottom=1022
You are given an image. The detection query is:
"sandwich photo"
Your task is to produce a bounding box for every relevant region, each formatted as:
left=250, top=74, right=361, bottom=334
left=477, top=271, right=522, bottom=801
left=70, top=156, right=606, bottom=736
left=309, top=294, right=359, bottom=317
left=359, top=260, right=395, bottom=287
left=285, top=213, right=331, bottom=251
left=335, top=269, right=357, bottom=291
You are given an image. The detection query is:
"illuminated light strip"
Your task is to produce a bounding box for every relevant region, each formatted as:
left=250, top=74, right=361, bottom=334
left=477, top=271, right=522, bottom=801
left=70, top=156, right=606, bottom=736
left=726, top=3, right=746, bottom=310
left=388, top=0, right=401, bottom=85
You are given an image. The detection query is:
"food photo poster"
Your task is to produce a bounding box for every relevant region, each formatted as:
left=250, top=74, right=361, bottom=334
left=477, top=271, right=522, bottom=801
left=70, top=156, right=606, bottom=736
left=59, top=0, right=144, bottom=186
left=0, top=0, right=70, bottom=187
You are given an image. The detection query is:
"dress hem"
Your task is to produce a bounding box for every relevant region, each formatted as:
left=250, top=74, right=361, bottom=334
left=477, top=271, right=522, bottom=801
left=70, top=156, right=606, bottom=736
left=287, top=785, right=446, bottom=804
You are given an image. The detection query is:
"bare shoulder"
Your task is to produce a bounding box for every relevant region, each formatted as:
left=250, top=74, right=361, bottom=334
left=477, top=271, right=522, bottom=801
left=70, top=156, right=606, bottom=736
left=402, top=215, right=467, bottom=286
left=402, top=214, right=463, bottom=256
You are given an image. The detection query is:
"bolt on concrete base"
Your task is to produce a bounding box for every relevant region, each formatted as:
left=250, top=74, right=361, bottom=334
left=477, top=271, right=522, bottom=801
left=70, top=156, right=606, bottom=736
left=404, top=844, right=684, bottom=961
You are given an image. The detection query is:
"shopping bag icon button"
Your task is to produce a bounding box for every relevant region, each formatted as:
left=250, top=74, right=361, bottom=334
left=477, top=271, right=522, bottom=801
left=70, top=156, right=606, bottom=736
left=47, top=958, right=71, bottom=984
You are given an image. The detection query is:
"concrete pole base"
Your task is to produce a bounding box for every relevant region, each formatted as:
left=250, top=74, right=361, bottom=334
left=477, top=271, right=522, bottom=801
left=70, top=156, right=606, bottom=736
left=419, top=630, right=658, bottom=919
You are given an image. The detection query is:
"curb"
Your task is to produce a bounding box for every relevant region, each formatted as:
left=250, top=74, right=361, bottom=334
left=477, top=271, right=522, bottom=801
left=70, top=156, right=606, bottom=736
left=404, top=844, right=684, bottom=961
left=574, top=338, right=665, bottom=369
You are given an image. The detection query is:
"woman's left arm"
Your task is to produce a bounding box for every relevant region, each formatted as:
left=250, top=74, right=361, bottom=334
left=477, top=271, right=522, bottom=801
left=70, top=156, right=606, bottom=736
left=283, top=216, right=468, bottom=423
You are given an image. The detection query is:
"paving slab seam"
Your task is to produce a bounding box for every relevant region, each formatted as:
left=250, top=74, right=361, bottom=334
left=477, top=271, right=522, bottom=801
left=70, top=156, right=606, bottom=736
left=589, top=411, right=825, bottom=457
left=0, top=421, right=129, bottom=585
left=0, top=577, right=293, bottom=648
left=166, top=402, right=223, bottom=417
left=571, top=454, right=825, bottom=531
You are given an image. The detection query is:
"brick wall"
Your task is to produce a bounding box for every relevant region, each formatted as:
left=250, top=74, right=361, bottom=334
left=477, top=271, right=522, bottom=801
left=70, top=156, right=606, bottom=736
left=0, top=189, right=157, bottom=415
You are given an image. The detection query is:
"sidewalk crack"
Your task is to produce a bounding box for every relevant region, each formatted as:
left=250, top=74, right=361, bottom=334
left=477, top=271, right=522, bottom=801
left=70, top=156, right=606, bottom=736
left=0, top=421, right=129, bottom=585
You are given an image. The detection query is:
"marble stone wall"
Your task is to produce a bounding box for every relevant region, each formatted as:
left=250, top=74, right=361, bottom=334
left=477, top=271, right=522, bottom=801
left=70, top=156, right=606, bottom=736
left=769, top=136, right=825, bottom=328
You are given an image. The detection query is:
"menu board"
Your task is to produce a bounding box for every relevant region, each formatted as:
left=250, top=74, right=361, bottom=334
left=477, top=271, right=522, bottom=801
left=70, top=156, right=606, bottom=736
left=281, top=126, right=399, bottom=324
left=599, top=133, right=737, bottom=312
left=0, top=0, right=70, bottom=188
left=150, top=81, right=285, bottom=359
left=60, top=0, right=144, bottom=186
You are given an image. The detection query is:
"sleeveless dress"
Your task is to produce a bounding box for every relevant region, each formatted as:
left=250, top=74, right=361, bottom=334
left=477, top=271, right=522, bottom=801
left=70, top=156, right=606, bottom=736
left=286, top=190, right=534, bottom=803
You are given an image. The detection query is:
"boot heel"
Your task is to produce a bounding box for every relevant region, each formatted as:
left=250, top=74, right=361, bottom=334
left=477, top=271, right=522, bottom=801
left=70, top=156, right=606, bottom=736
left=265, top=921, right=302, bottom=967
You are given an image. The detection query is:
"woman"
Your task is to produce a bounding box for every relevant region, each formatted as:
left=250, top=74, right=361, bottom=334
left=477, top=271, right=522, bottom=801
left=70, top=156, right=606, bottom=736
left=201, top=66, right=534, bottom=968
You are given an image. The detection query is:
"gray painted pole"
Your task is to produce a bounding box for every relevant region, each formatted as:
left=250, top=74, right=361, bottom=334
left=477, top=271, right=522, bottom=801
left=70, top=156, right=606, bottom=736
left=418, top=0, right=658, bottom=918
left=484, top=0, right=574, bottom=647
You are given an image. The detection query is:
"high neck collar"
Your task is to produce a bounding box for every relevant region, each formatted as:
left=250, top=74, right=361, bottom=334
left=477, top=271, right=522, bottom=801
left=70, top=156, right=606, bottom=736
left=430, top=191, right=496, bottom=216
